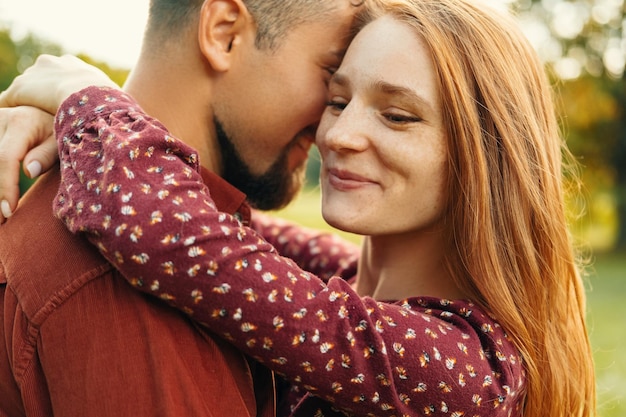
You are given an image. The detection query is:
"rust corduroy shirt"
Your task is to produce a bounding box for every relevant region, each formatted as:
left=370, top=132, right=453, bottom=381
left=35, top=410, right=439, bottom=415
left=0, top=166, right=274, bottom=417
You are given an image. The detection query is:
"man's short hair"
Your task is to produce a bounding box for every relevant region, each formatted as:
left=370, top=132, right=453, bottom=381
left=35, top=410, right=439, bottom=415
left=146, top=0, right=346, bottom=50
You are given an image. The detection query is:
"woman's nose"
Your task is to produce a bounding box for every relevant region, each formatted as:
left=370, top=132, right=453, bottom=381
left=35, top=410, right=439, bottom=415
left=318, top=103, right=369, bottom=153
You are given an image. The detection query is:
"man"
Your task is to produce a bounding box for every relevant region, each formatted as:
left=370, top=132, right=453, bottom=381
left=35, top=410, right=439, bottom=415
left=0, top=0, right=361, bottom=415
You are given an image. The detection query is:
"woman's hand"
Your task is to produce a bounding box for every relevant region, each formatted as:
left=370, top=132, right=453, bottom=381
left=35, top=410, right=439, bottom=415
left=0, top=54, right=120, bottom=223
left=0, top=106, right=56, bottom=223
left=0, top=54, right=119, bottom=114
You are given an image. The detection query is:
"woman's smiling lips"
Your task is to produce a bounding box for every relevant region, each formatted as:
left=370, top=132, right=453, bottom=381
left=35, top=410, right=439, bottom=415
left=327, top=167, right=378, bottom=190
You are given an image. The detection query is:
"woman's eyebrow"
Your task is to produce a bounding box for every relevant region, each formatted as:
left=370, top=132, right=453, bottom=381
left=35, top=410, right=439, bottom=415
left=329, top=72, right=350, bottom=88
left=371, top=79, right=433, bottom=111
left=329, top=73, right=434, bottom=113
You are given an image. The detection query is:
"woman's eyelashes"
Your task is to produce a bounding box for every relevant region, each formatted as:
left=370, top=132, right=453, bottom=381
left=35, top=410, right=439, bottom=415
left=326, top=98, right=347, bottom=111
left=381, top=111, right=423, bottom=124
left=326, top=98, right=423, bottom=126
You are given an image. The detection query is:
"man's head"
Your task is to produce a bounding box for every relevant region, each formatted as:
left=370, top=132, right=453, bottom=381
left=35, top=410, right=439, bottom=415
left=139, top=0, right=364, bottom=210
left=147, top=0, right=358, bottom=50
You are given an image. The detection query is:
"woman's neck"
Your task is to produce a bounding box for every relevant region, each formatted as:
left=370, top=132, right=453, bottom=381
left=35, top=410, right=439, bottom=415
left=354, top=231, right=466, bottom=301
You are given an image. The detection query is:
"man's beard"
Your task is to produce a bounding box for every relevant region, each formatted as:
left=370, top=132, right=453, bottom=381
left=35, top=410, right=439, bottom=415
left=214, top=117, right=305, bottom=210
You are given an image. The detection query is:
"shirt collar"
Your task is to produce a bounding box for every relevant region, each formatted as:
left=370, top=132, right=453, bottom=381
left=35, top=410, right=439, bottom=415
left=199, top=167, right=251, bottom=226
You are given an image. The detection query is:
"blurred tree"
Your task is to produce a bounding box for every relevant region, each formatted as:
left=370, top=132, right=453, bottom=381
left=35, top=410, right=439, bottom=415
left=0, top=29, right=20, bottom=92
left=515, top=0, right=625, bottom=79
left=557, top=75, right=624, bottom=248
left=604, top=77, right=626, bottom=249
left=0, top=29, right=64, bottom=93
left=77, top=53, right=130, bottom=88
left=512, top=0, right=626, bottom=249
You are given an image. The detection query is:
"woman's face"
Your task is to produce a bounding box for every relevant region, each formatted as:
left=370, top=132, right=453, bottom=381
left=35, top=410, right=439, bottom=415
left=317, top=15, right=448, bottom=236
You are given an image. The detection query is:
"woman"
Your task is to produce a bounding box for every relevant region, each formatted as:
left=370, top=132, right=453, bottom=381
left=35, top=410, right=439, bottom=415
left=0, top=0, right=596, bottom=415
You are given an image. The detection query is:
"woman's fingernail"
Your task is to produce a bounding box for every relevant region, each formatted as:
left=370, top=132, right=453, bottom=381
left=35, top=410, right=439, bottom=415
left=1, top=200, right=12, bottom=219
left=26, top=160, right=42, bottom=178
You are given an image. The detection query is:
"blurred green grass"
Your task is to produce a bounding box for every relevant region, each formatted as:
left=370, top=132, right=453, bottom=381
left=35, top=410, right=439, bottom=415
left=587, top=252, right=626, bottom=417
left=271, top=189, right=626, bottom=417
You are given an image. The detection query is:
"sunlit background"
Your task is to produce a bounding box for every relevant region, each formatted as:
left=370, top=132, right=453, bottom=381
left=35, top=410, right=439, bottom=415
left=0, top=0, right=147, bottom=67
left=1, top=0, right=625, bottom=415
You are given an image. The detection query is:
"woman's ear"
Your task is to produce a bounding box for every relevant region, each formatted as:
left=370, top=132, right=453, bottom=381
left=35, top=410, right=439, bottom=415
left=198, top=0, right=251, bottom=72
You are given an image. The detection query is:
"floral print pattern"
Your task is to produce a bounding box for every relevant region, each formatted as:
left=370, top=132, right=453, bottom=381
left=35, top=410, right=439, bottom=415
left=54, top=87, right=525, bottom=417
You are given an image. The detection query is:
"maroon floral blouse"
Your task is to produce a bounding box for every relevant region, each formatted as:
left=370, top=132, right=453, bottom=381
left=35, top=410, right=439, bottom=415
left=53, top=87, right=526, bottom=417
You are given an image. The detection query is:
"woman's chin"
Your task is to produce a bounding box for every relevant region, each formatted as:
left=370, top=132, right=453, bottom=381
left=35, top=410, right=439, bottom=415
left=321, top=210, right=368, bottom=236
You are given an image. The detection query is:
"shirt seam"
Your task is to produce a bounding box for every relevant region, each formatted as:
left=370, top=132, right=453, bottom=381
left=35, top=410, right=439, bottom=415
left=11, top=263, right=113, bottom=386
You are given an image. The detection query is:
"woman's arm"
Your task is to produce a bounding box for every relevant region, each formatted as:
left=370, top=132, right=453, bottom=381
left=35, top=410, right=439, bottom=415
left=250, top=211, right=359, bottom=282
left=55, top=86, right=524, bottom=417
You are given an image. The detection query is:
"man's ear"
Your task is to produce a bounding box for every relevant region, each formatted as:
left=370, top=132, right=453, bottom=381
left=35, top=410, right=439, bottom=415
left=198, top=0, right=251, bottom=72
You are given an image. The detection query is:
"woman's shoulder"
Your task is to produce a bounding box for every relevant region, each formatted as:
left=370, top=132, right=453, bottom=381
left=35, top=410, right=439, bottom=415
left=398, top=296, right=523, bottom=368
left=401, top=296, right=496, bottom=323
left=397, top=296, right=526, bottom=411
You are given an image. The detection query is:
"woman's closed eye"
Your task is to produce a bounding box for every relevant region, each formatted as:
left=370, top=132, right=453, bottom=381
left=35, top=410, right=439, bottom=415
left=382, top=111, right=423, bottom=124
left=326, top=99, right=348, bottom=112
